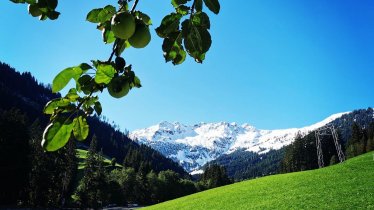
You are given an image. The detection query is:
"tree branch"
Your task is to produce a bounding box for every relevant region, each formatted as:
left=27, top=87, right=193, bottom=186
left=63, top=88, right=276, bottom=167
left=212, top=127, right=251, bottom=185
left=131, top=0, right=140, bottom=13
left=190, top=0, right=196, bottom=18
left=108, top=0, right=139, bottom=63
left=108, top=39, right=118, bottom=62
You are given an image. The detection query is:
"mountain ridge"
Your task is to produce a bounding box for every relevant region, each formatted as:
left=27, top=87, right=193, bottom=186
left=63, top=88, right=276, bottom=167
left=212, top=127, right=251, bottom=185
left=130, top=111, right=350, bottom=173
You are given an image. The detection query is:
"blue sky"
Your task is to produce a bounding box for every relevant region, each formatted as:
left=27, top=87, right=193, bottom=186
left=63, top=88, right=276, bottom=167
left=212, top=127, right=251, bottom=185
left=0, top=0, right=373, bottom=131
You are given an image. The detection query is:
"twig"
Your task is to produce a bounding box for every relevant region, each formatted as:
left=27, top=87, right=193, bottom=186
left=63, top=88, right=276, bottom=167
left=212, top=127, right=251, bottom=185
left=108, top=0, right=140, bottom=63
left=108, top=39, right=118, bottom=62
left=131, top=0, right=140, bottom=13
left=190, top=0, right=196, bottom=18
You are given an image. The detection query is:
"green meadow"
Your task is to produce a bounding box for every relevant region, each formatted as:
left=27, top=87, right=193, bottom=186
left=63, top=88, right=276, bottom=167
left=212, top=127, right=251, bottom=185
left=146, top=151, right=374, bottom=210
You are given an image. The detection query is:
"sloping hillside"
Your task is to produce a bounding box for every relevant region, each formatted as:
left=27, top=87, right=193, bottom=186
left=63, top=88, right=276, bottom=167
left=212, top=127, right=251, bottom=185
left=0, top=61, right=188, bottom=176
left=145, top=151, right=374, bottom=209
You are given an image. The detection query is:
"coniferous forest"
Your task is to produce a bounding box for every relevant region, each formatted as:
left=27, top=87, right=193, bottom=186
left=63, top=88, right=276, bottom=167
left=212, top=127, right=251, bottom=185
left=0, top=62, right=231, bottom=208
left=281, top=121, right=374, bottom=173
left=207, top=108, right=374, bottom=181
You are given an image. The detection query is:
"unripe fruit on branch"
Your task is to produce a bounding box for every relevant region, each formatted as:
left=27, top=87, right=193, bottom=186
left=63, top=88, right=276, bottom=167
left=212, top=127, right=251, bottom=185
left=129, top=24, right=151, bottom=48
left=115, top=57, right=126, bottom=71
left=108, top=77, right=130, bottom=98
left=111, top=12, right=136, bottom=40
left=28, top=4, right=42, bottom=17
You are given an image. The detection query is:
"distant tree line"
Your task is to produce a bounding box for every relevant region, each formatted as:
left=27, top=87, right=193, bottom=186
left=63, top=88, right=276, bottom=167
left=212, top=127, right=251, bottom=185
left=208, top=108, right=374, bottom=181
left=74, top=134, right=232, bottom=208
left=281, top=121, right=374, bottom=173
left=345, top=122, right=374, bottom=158
left=209, top=149, right=285, bottom=181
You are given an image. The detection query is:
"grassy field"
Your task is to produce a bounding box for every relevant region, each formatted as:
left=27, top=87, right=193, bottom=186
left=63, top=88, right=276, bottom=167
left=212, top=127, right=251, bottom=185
left=145, top=151, right=374, bottom=210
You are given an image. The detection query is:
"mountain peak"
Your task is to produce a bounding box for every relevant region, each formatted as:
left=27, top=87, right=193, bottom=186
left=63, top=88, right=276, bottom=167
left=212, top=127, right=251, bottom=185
left=130, top=111, right=352, bottom=172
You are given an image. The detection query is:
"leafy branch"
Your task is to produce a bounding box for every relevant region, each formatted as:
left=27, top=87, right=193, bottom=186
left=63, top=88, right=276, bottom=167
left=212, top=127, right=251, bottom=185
left=10, top=0, right=220, bottom=151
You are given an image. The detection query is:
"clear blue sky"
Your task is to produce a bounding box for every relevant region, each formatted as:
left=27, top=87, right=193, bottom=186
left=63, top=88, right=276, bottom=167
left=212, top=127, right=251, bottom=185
left=1, top=0, right=373, bottom=131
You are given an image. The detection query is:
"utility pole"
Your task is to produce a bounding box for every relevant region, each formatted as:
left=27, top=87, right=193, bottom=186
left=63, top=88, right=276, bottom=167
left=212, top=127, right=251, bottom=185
left=315, top=124, right=345, bottom=168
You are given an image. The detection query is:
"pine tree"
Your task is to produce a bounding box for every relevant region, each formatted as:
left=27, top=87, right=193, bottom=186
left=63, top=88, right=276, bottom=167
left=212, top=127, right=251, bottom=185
left=201, top=164, right=231, bottom=189
left=146, top=171, right=160, bottom=204
left=367, top=138, right=374, bottom=152
left=121, top=167, right=137, bottom=202
left=27, top=120, right=77, bottom=207
left=106, top=171, right=123, bottom=205
left=0, top=109, right=29, bottom=206
left=346, top=122, right=363, bottom=158
left=75, top=135, right=109, bottom=208
left=366, top=122, right=374, bottom=152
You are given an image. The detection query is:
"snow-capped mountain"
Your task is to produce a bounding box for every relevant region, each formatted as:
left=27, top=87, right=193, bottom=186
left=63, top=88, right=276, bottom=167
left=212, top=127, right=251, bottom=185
left=129, top=112, right=349, bottom=173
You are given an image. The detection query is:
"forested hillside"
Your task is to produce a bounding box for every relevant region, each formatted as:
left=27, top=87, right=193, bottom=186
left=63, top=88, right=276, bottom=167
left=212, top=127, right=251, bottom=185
left=0, top=62, right=186, bottom=176
left=206, top=108, right=374, bottom=180
left=208, top=149, right=285, bottom=181
left=281, top=120, right=374, bottom=173
left=1, top=62, right=217, bottom=207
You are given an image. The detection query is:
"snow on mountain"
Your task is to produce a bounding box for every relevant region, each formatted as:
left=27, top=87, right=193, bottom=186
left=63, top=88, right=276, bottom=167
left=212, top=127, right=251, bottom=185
left=129, top=112, right=349, bottom=173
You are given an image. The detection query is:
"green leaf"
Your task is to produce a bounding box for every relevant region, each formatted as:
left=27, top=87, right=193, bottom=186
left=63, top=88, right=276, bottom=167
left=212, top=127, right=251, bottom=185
left=203, top=0, right=220, bottom=14
left=171, top=0, right=190, bottom=8
left=86, top=5, right=116, bottom=23
left=162, top=31, right=186, bottom=65
left=196, top=26, right=211, bottom=53
left=52, top=68, right=74, bottom=92
left=73, top=116, right=89, bottom=141
left=79, top=63, right=92, bottom=71
left=84, top=96, right=98, bottom=107
left=98, top=5, right=116, bottom=23
left=173, top=49, right=187, bottom=65
left=42, top=116, right=74, bottom=151
left=135, top=11, right=152, bottom=25
left=195, top=0, right=203, bottom=12
left=176, top=5, right=190, bottom=15
left=86, top=8, right=102, bottom=23
left=102, top=28, right=116, bottom=44
left=94, top=64, right=116, bottom=84
left=192, top=12, right=210, bottom=29
left=36, top=0, right=48, bottom=8
left=118, top=1, right=129, bottom=12
left=115, top=39, right=131, bottom=57
left=10, top=0, right=24, bottom=3
left=46, top=11, right=60, bottom=20
left=83, top=106, right=94, bottom=115
left=130, top=76, right=142, bottom=88
left=43, top=98, right=70, bottom=114
left=45, top=0, right=57, bottom=10
left=52, top=63, right=92, bottom=93
left=77, top=75, right=92, bottom=94
left=182, top=20, right=211, bottom=63
left=97, top=20, right=110, bottom=31
left=156, top=13, right=182, bottom=38
left=66, top=88, right=79, bottom=101
left=94, top=101, right=102, bottom=115
left=39, top=14, right=48, bottom=21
